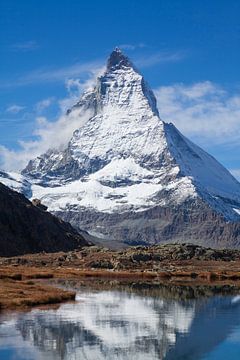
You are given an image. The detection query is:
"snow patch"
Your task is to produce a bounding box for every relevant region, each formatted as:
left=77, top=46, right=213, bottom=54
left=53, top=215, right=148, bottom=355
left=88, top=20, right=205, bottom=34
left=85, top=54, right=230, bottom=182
left=89, top=157, right=154, bottom=183
left=31, top=166, right=196, bottom=214
left=233, top=208, right=240, bottom=216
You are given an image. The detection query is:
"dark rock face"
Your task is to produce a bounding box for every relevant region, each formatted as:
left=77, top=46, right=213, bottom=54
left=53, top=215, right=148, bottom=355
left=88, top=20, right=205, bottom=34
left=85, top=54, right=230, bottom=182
left=107, top=47, right=133, bottom=70
left=55, top=198, right=240, bottom=249
left=0, top=183, right=89, bottom=257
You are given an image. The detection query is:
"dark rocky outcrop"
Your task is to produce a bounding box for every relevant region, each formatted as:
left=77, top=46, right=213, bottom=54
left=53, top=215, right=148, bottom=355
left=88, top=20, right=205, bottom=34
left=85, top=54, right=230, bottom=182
left=1, top=243, right=240, bottom=270
left=0, top=183, right=90, bottom=257
left=32, top=198, right=48, bottom=211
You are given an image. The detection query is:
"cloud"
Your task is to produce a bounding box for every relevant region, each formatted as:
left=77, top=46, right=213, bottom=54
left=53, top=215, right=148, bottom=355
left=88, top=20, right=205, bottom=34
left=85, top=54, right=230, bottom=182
left=0, top=60, right=103, bottom=89
left=58, top=79, right=83, bottom=114
left=35, top=97, right=55, bottom=112
left=135, top=50, right=186, bottom=68
left=0, top=49, right=185, bottom=89
left=0, top=108, right=93, bottom=171
left=118, top=43, right=146, bottom=51
left=6, top=104, right=25, bottom=114
left=10, top=40, right=39, bottom=51
left=0, top=67, right=104, bottom=171
left=155, top=81, right=240, bottom=146
left=58, top=66, right=104, bottom=113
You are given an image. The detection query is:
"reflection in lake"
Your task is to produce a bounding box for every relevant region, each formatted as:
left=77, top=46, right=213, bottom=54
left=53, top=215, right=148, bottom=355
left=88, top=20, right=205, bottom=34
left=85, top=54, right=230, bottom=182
left=0, top=285, right=240, bottom=359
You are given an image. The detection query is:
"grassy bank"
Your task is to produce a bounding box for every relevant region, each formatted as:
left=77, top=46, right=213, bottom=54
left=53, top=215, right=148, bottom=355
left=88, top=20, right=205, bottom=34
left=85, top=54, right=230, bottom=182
left=1, top=243, right=240, bottom=310
left=1, top=262, right=240, bottom=311
left=0, top=269, right=76, bottom=310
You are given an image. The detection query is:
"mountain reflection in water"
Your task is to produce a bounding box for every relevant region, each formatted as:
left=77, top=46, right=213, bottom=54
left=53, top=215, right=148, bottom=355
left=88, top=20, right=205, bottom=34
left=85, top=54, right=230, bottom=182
left=0, top=285, right=240, bottom=360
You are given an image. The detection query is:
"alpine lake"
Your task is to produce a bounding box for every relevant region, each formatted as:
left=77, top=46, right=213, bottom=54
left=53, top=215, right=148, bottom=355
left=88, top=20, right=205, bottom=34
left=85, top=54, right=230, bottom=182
left=0, top=279, right=239, bottom=360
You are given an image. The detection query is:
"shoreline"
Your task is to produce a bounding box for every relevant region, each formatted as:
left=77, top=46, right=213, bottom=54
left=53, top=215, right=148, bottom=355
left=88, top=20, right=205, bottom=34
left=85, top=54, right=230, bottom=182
left=1, top=243, right=240, bottom=311
left=1, top=263, right=240, bottom=311
left=0, top=270, right=76, bottom=311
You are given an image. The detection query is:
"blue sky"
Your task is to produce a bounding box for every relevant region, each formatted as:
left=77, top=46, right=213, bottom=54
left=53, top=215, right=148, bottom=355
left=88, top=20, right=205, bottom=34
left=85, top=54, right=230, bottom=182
left=0, top=0, right=240, bottom=178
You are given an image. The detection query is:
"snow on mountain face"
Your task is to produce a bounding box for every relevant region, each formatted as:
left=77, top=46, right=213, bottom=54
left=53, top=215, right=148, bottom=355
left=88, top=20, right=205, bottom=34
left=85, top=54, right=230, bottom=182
left=164, top=123, right=240, bottom=219
left=18, top=48, right=240, bottom=223
left=23, top=48, right=163, bottom=183
left=0, top=171, right=32, bottom=198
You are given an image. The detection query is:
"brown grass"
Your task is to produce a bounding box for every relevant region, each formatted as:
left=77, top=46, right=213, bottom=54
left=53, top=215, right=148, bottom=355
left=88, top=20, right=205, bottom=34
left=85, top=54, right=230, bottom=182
left=57, top=269, right=158, bottom=279
left=0, top=268, right=75, bottom=311
left=2, top=256, right=240, bottom=311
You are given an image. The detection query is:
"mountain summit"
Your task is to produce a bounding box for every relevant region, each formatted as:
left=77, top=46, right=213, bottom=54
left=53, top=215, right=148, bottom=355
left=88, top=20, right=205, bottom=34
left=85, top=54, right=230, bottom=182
left=107, top=47, right=133, bottom=70
left=4, top=49, right=240, bottom=247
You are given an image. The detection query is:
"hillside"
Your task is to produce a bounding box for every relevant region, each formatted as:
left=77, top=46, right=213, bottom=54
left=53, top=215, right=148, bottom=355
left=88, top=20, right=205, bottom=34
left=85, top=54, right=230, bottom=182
left=0, top=182, right=89, bottom=256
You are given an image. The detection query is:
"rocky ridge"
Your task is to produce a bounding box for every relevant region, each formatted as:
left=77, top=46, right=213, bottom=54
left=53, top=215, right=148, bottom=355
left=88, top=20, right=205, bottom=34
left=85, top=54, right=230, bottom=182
left=0, top=183, right=90, bottom=257
left=2, top=243, right=240, bottom=270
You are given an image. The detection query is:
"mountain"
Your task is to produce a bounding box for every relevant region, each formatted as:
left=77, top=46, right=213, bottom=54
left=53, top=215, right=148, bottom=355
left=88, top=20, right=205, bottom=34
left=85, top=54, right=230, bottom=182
left=0, top=182, right=89, bottom=257
left=0, top=170, right=32, bottom=198
left=2, top=48, right=240, bottom=248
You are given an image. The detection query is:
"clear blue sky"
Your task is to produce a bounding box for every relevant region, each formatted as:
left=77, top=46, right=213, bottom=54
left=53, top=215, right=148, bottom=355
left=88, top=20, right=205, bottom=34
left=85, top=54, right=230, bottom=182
left=0, top=0, right=240, bottom=177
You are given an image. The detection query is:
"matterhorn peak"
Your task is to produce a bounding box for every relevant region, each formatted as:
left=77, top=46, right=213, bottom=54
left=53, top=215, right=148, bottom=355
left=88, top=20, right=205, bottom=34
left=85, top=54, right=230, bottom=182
left=96, top=47, right=159, bottom=117
left=16, top=47, right=240, bottom=249
left=106, top=47, right=133, bottom=70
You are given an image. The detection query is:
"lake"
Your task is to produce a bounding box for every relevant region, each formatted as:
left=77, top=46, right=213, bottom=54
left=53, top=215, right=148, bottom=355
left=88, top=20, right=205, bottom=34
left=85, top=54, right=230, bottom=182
left=0, top=282, right=240, bottom=359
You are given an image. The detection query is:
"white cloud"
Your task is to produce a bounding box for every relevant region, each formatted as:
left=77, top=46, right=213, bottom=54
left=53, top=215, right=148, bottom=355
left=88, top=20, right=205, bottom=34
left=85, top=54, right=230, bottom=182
left=35, top=97, right=55, bottom=112
left=135, top=50, right=186, bottom=68
left=155, top=81, right=240, bottom=146
left=58, top=66, right=104, bottom=113
left=0, top=60, right=103, bottom=88
left=0, top=66, right=104, bottom=171
left=58, top=80, right=82, bottom=114
left=0, top=108, right=93, bottom=171
left=6, top=104, right=25, bottom=114
left=118, top=43, right=146, bottom=51
left=10, top=40, right=39, bottom=51
left=0, top=50, right=186, bottom=89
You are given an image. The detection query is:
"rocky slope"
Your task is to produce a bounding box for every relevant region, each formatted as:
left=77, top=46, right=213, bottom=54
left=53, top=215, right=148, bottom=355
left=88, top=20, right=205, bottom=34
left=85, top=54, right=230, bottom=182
left=0, top=183, right=89, bottom=256
left=2, top=243, right=240, bottom=282
left=2, top=48, right=240, bottom=248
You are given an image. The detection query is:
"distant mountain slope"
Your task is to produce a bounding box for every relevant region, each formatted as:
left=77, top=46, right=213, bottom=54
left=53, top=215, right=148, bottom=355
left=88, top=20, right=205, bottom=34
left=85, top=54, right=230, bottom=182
left=2, top=48, right=240, bottom=248
left=0, top=170, right=32, bottom=198
left=0, top=182, right=89, bottom=257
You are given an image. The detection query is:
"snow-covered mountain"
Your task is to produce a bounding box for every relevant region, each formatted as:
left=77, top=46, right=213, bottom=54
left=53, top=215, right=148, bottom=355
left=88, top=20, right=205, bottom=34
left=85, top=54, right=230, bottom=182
left=2, top=48, right=240, bottom=247
left=0, top=170, right=32, bottom=198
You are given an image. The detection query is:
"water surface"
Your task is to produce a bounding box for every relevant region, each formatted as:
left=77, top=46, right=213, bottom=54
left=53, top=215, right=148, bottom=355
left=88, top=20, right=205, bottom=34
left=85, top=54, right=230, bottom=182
left=0, top=284, right=240, bottom=359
